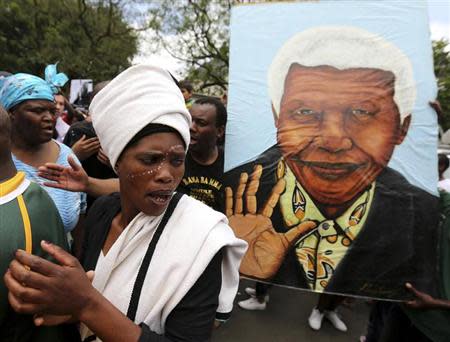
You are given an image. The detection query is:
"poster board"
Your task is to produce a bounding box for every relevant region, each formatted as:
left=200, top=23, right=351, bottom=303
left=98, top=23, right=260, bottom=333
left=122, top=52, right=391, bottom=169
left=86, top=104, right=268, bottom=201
left=224, top=0, right=439, bottom=300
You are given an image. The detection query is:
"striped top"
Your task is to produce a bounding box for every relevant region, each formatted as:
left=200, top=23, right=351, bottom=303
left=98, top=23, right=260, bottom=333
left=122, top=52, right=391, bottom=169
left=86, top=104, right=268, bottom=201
left=12, top=140, right=87, bottom=232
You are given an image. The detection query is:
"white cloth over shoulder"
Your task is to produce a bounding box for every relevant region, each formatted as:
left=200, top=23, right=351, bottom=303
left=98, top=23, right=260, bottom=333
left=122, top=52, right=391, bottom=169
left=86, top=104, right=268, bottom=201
left=80, top=195, right=247, bottom=340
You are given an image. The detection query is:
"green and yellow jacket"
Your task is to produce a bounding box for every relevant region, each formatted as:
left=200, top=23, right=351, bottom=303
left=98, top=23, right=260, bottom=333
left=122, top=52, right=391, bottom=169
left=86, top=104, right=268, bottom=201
left=0, top=172, right=77, bottom=342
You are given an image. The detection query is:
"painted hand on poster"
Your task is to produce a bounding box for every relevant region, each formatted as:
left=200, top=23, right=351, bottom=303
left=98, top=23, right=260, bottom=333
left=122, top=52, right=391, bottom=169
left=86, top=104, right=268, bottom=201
left=225, top=165, right=317, bottom=279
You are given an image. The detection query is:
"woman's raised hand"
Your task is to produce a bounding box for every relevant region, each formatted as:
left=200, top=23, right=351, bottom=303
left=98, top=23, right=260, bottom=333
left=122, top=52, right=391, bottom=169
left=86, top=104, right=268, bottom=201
left=38, top=155, right=89, bottom=192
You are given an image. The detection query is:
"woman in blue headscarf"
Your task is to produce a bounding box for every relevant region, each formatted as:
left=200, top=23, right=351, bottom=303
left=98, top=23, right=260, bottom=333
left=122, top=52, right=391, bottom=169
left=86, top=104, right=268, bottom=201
left=0, top=65, right=87, bottom=252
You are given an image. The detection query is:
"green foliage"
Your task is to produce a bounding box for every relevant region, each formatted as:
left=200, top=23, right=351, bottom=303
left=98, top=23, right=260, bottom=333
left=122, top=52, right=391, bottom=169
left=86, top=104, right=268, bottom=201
left=433, top=39, right=450, bottom=130
left=148, top=0, right=231, bottom=95
left=0, top=0, right=138, bottom=84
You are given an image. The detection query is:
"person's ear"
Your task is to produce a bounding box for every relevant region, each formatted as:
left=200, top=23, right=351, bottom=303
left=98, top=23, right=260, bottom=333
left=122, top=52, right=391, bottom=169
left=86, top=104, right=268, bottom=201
left=216, top=125, right=225, bottom=141
left=396, top=114, right=411, bottom=145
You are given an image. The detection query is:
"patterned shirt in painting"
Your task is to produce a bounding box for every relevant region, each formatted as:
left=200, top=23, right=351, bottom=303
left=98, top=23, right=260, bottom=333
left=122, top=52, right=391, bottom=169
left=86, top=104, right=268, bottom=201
left=277, top=159, right=375, bottom=291
left=12, top=140, right=87, bottom=232
left=0, top=172, right=72, bottom=341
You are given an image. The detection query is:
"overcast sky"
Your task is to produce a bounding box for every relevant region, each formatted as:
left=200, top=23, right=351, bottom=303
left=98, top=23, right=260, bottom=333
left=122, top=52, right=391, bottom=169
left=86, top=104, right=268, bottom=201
left=429, top=0, right=450, bottom=40
left=134, top=1, right=450, bottom=76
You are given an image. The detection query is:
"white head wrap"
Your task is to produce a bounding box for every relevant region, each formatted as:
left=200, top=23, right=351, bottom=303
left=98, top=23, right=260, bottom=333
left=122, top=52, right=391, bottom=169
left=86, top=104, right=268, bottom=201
left=90, top=64, right=191, bottom=168
left=268, top=26, right=415, bottom=121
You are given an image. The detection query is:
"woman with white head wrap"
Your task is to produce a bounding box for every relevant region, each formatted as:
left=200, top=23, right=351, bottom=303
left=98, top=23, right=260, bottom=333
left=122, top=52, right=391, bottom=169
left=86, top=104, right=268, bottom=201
left=5, top=64, right=247, bottom=342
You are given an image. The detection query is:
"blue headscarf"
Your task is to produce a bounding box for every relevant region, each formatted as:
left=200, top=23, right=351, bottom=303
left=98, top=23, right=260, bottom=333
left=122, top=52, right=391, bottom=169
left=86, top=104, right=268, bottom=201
left=0, top=63, right=68, bottom=111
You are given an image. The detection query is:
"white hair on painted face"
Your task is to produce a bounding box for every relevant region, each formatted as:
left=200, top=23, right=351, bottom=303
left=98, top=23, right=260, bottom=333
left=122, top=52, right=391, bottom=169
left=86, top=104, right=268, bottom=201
left=268, top=26, right=416, bottom=121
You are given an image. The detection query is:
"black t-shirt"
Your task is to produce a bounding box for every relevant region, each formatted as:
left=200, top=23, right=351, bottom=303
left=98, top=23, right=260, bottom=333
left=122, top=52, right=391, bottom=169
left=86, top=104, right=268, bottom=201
left=81, top=194, right=222, bottom=342
left=177, top=149, right=224, bottom=212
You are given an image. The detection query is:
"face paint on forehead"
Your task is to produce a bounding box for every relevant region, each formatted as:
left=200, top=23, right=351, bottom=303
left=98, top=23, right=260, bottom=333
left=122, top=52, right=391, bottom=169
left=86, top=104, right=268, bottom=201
left=125, top=144, right=185, bottom=180
left=168, top=144, right=185, bottom=152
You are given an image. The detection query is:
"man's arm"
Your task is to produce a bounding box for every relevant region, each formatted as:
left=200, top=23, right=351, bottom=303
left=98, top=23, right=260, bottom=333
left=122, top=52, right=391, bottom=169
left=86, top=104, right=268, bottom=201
left=38, top=155, right=119, bottom=197
left=405, top=283, right=450, bottom=310
left=85, top=177, right=120, bottom=198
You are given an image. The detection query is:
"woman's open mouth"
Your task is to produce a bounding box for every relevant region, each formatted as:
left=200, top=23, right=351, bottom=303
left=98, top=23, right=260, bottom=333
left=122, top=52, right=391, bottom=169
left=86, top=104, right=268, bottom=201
left=146, top=190, right=173, bottom=205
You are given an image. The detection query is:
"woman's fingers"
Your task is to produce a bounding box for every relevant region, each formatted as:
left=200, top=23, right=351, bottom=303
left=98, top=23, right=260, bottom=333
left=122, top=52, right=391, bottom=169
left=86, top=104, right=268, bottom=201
left=41, top=241, right=79, bottom=268
left=67, top=155, right=82, bottom=172
left=34, top=314, right=72, bottom=327
left=8, top=259, right=52, bottom=289
left=6, top=245, right=95, bottom=320
left=8, top=290, right=40, bottom=314
left=4, top=269, right=44, bottom=304
left=84, top=137, right=99, bottom=144
left=44, top=162, right=66, bottom=171
left=97, top=150, right=110, bottom=166
left=38, top=163, right=65, bottom=174
left=37, top=164, right=66, bottom=186
left=14, top=250, right=60, bottom=276
left=37, top=165, right=63, bottom=181
left=86, top=270, right=95, bottom=282
left=37, top=172, right=61, bottom=182
left=40, top=182, right=68, bottom=190
left=84, top=139, right=101, bottom=150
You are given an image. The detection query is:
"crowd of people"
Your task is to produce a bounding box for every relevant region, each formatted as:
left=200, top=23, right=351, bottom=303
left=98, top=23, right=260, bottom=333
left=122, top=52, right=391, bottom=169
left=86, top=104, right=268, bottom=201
left=0, top=60, right=449, bottom=342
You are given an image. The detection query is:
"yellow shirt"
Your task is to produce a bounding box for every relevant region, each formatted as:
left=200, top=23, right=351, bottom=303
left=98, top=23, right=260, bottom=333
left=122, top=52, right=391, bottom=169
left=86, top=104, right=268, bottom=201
left=277, top=159, right=375, bottom=291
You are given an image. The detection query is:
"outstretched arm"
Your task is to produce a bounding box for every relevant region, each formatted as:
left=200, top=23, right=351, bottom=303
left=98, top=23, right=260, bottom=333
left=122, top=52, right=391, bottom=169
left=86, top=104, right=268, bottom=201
left=85, top=177, right=120, bottom=198
left=38, top=155, right=119, bottom=197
